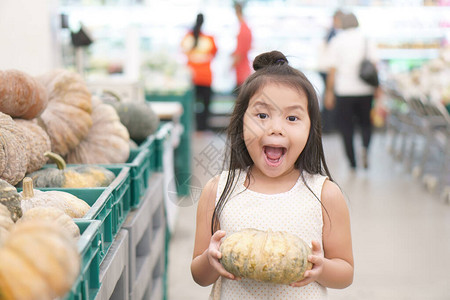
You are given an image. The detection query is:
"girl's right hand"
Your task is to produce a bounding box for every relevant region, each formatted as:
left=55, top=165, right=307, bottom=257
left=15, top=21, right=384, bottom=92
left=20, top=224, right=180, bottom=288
left=207, top=230, right=239, bottom=280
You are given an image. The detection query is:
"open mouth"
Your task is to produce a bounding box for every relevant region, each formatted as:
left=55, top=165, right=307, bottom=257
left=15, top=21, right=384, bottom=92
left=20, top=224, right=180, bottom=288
left=263, top=146, right=287, bottom=166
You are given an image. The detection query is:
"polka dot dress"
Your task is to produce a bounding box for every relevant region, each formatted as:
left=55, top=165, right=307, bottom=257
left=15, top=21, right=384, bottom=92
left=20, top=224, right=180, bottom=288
left=210, top=170, right=328, bottom=300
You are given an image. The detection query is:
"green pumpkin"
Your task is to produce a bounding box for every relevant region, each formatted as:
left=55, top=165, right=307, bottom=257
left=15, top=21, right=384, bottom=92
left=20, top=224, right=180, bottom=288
left=24, top=152, right=115, bottom=188
left=0, top=179, right=23, bottom=222
left=102, top=91, right=159, bottom=142
left=220, top=228, right=312, bottom=284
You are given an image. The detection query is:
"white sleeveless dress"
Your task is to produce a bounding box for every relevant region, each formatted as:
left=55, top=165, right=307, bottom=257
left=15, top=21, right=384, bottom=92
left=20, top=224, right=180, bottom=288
left=210, top=169, right=328, bottom=300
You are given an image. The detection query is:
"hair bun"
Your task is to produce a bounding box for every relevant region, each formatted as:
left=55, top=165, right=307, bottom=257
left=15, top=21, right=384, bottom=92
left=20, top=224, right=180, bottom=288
left=253, top=51, right=288, bottom=71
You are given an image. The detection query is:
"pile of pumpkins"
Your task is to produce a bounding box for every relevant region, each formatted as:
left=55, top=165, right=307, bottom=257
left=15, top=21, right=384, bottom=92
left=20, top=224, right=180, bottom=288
left=0, top=177, right=89, bottom=300
left=0, top=68, right=160, bottom=299
left=0, top=69, right=159, bottom=187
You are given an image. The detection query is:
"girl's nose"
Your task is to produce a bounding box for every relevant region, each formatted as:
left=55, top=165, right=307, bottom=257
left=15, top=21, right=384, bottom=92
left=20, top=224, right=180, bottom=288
left=267, top=118, right=285, bottom=136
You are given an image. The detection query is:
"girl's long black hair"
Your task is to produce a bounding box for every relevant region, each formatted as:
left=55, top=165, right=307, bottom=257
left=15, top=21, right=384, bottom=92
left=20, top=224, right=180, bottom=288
left=211, top=50, right=333, bottom=234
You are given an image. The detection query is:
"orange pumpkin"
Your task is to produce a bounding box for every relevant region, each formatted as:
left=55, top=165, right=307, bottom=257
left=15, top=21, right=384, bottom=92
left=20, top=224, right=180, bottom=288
left=0, top=204, right=14, bottom=245
left=36, top=69, right=93, bottom=156
left=0, top=219, right=80, bottom=300
left=66, top=96, right=130, bottom=164
left=0, top=112, right=28, bottom=185
left=13, top=119, right=51, bottom=174
left=0, top=69, right=48, bottom=119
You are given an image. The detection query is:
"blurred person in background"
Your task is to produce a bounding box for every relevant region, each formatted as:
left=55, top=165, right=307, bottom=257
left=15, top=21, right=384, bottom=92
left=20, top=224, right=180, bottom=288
left=324, top=12, right=380, bottom=170
left=181, top=13, right=218, bottom=132
left=231, top=1, right=252, bottom=96
left=317, top=9, right=343, bottom=133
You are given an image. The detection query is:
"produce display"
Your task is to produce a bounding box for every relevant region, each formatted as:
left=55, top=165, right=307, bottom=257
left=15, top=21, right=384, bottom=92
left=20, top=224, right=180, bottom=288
left=220, top=228, right=312, bottom=284
left=36, top=69, right=93, bottom=156
left=0, top=66, right=161, bottom=299
left=0, top=179, right=22, bottom=222
left=27, top=152, right=116, bottom=188
left=0, top=69, right=48, bottom=120
left=17, top=206, right=80, bottom=240
left=0, top=219, right=80, bottom=300
left=20, top=177, right=90, bottom=218
left=66, top=96, right=130, bottom=164
left=391, top=47, right=450, bottom=108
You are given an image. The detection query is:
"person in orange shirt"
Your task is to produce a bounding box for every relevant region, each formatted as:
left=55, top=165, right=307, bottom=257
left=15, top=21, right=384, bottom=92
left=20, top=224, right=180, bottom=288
left=231, top=2, right=252, bottom=96
left=181, top=13, right=218, bottom=131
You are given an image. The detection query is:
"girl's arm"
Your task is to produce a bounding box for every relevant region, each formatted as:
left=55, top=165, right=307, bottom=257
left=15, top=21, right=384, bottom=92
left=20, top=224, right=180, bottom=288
left=317, top=179, right=354, bottom=288
left=291, top=179, right=354, bottom=288
left=324, top=67, right=336, bottom=110
left=191, top=176, right=236, bottom=286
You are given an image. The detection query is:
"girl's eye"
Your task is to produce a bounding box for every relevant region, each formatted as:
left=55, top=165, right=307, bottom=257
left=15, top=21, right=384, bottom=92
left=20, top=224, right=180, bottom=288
left=257, top=113, right=268, bottom=119
left=287, top=116, right=298, bottom=121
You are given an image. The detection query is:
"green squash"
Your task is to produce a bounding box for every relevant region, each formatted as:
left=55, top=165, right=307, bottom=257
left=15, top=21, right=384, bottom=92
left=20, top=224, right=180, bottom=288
left=0, top=179, right=23, bottom=222
left=24, top=152, right=115, bottom=188
left=220, top=228, right=312, bottom=284
left=101, top=91, right=159, bottom=142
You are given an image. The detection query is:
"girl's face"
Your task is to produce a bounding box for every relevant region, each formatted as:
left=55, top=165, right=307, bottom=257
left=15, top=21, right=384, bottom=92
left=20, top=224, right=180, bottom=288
left=243, top=83, right=311, bottom=179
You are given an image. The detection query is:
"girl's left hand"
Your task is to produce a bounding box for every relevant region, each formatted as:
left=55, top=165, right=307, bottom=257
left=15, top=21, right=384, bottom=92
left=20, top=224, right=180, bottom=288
left=290, top=240, right=324, bottom=287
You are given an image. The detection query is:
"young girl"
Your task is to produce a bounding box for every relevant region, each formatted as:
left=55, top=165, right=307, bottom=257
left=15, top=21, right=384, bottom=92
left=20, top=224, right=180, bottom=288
left=191, top=51, right=353, bottom=299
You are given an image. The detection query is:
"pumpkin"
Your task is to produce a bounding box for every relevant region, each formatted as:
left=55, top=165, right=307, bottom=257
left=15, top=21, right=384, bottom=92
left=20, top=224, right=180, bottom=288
left=13, top=119, right=51, bottom=173
left=0, top=69, right=48, bottom=119
left=0, top=204, right=14, bottom=245
left=36, top=69, right=93, bottom=156
left=101, top=91, right=159, bottom=142
left=219, top=228, right=312, bottom=284
left=0, top=112, right=29, bottom=186
left=0, top=219, right=80, bottom=300
left=18, top=206, right=80, bottom=240
left=20, top=177, right=90, bottom=218
left=25, top=152, right=116, bottom=188
left=66, top=96, right=130, bottom=164
left=0, top=179, right=22, bottom=222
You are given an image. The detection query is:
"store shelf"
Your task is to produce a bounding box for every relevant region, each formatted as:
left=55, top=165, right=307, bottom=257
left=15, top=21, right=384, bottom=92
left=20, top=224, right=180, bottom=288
left=128, top=220, right=165, bottom=300
left=123, top=173, right=165, bottom=300
left=146, top=93, right=192, bottom=197
left=65, top=220, right=102, bottom=300
left=147, top=276, right=163, bottom=300
left=378, top=48, right=441, bottom=60
left=95, top=229, right=129, bottom=300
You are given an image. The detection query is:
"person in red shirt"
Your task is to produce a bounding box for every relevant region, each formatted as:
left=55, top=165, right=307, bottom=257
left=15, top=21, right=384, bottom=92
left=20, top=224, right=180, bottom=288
left=181, top=13, right=218, bottom=131
left=231, top=2, right=252, bottom=96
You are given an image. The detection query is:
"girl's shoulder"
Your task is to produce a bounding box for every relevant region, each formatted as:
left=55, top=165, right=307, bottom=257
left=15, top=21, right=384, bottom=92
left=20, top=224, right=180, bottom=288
left=204, top=174, right=220, bottom=194
left=321, top=178, right=347, bottom=211
left=302, top=172, right=328, bottom=190
left=197, top=175, right=220, bottom=211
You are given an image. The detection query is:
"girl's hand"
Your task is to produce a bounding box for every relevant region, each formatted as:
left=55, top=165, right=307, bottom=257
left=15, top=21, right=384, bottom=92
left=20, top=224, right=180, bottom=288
left=324, top=90, right=335, bottom=110
left=290, top=240, right=324, bottom=287
left=207, top=230, right=239, bottom=280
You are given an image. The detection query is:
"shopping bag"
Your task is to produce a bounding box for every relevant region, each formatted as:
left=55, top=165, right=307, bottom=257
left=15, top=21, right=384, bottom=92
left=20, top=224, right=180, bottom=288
left=359, top=59, right=379, bottom=87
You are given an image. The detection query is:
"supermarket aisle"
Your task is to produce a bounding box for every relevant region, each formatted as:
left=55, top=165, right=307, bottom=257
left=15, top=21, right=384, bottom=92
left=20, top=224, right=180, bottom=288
left=167, top=131, right=450, bottom=300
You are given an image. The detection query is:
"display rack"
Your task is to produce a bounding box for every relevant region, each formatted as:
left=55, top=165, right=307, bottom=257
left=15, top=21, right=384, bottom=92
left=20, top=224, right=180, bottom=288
left=146, top=90, right=193, bottom=197
left=95, top=229, right=129, bottom=300
left=123, top=173, right=166, bottom=300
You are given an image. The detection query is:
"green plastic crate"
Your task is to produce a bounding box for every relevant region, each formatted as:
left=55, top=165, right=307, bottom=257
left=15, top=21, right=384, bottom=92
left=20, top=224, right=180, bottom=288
left=100, top=148, right=151, bottom=209
left=20, top=166, right=131, bottom=261
left=153, top=122, right=174, bottom=172
left=105, top=166, right=131, bottom=233
left=64, top=219, right=102, bottom=300
left=48, top=188, right=114, bottom=259
left=139, top=134, right=156, bottom=173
